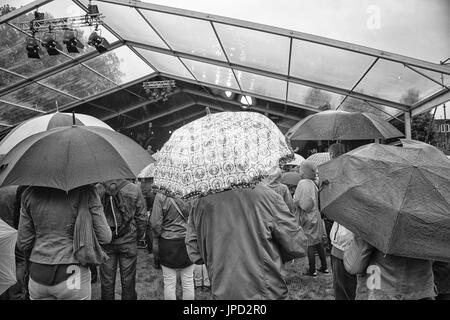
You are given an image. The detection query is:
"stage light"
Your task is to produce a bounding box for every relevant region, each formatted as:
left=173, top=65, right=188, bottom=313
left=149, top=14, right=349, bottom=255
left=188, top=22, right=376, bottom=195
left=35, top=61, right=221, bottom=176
left=88, top=31, right=110, bottom=53
left=62, top=30, right=84, bottom=53
left=25, top=37, right=41, bottom=59
left=41, top=33, right=62, bottom=55
left=240, top=95, right=253, bottom=105
left=34, top=11, right=45, bottom=20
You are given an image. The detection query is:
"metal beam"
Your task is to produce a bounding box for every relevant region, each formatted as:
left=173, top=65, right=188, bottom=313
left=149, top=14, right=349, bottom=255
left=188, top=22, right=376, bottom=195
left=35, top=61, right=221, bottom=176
left=0, top=98, right=46, bottom=114
left=96, top=0, right=450, bottom=75
left=56, top=73, right=158, bottom=113
left=129, top=41, right=409, bottom=111
left=123, top=100, right=196, bottom=129
left=160, top=72, right=320, bottom=114
left=404, top=110, right=412, bottom=139
left=0, top=0, right=53, bottom=24
left=411, top=89, right=450, bottom=117
left=0, top=38, right=123, bottom=97
left=161, top=109, right=216, bottom=127
left=101, top=89, right=182, bottom=122
left=181, top=88, right=302, bottom=121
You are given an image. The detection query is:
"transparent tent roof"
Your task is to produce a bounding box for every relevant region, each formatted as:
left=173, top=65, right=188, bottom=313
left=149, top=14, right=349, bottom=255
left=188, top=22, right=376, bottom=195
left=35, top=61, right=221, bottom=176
left=0, top=0, right=449, bottom=133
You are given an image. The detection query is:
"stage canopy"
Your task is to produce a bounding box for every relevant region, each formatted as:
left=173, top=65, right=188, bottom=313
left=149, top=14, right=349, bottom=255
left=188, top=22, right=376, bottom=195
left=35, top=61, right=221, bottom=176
left=0, top=0, right=449, bottom=140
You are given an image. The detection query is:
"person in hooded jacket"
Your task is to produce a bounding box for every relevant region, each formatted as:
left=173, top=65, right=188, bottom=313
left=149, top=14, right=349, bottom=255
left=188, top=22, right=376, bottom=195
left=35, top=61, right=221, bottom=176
left=294, top=161, right=329, bottom=277
left=186, top=184, right=307, bottom=300
left=99, top=179, right=147, bottom=300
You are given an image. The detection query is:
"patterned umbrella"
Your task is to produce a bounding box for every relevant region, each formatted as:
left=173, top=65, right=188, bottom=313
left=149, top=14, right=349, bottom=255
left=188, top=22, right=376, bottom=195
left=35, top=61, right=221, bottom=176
left=153, top=112, right=294, bottom=199
left=307, top=152, right=331, bottom=166
left=138, top=162, right=156, bottom=178
left=0, top=112, right=113, bottom=155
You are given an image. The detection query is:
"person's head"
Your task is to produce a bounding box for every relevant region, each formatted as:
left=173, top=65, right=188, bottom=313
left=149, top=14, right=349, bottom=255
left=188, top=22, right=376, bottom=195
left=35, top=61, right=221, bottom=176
left=266, top=166, right=282, bottom=185
left=103, top=179, right=127, bottom=196
left=329, top=143, right=346, bottom=159
left=298, top=160, right=318, bottom=181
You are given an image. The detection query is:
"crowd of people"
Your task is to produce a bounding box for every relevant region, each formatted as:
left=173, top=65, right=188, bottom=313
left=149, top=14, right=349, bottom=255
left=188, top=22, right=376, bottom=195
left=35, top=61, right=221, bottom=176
left=0, top=143, right=449, bottom=300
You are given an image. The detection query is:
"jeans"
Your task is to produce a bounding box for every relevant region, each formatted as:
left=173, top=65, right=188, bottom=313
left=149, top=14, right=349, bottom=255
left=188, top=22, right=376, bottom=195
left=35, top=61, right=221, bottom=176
left=307, top=243, right=327, bottom=273
left=331, top=255, right=357, bottom=300
left=161, top=264, right=194, bottom=300
left=100, top=242, right=137, bottom=300
left=28, top=266, right=91, bottom=300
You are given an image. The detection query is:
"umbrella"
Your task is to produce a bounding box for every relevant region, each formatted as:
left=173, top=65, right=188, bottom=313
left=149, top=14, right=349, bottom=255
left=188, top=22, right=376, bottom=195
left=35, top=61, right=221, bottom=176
left=0, top=112, right=113, bottom=156
left=307, top=152, right=331, bottom=166
left=319, top=143, right=450, bottom=262
left=138, top=162, right=156, bottom=179
left=0, top=126, right=154, bottom=191
left=285, top=153, right=305, bottom=166
left=280, top=171, right=301, bottom=186
left=153, top=111, right=294, bottom=199
left=286, top=110, right=404, bottom=141
left=0, top=218, right=17, bottom=295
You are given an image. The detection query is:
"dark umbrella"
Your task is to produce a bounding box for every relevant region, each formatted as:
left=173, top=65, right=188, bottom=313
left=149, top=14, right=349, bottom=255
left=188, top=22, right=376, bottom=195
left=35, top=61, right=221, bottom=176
left=319, top=143, right=450, bottom=262
left=286, top=110, right=404, bottom=141
left=0, top=126, right=154, bottom=191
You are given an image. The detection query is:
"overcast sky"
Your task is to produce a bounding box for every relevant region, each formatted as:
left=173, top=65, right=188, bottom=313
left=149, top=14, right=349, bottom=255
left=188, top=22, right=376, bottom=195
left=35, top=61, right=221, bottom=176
left=2, top=0, right=449, bottom=118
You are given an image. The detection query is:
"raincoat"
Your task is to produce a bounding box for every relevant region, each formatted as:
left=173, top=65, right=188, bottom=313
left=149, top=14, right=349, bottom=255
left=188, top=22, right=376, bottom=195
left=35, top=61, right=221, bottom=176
left=185, top=185, right=307, bottom=300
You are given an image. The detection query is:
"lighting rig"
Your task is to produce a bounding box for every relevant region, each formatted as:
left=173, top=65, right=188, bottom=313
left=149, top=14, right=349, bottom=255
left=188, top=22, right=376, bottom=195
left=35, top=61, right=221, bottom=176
left=18, top=2, right=110, bottom=59
left=142, top=80, right=176, bottom=102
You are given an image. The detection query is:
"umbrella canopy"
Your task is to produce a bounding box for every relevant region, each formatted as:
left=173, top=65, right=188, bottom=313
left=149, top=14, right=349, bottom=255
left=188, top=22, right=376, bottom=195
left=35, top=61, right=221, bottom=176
left=138, top=162, right=156, bottom=179
left=153, top=111, right=294, bottom=199
left=285, top=153, right=305, bottom=166
left=280, top=171, right=301, bottom=186
left=307, top=152, right=331, bottom=166
left=0, top=218, right=17, bottom=295
left=286, top=110, right=404, bottom=141
left=0, top=126, right=153, bottom=191
left=0, top=112, right=113, bottom=155
left=319, top=143, right=450, bottom=262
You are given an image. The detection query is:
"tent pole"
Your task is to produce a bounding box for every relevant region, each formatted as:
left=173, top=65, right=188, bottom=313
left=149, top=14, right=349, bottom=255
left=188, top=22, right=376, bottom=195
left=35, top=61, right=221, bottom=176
left=404, top=110, right=412, bottom=140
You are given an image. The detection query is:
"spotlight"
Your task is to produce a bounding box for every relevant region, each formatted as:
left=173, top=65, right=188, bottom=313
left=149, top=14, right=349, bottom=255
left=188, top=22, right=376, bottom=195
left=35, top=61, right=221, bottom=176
left=88, top=31, right=110, bottom=53
left=42, top=33, right=62, bottom=55
left=26, top=37, right=42, bottom=59
left=88, top=4, right=100, bottom=15
left=62, top=30, right=84, bottom=53
left=240, top=95, right=253, bottom=106
left=34, top=11, right=45, bottom=20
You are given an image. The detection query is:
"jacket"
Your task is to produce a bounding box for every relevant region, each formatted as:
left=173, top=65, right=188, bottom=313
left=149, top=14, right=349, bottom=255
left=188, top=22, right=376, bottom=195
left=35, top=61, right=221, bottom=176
left=344, top=235, right=435, bottom=300
left=18, top=186, right=111, bottom=265
left=185, top=185, right=307, bottom=300
left=433, top=261, right=450, bottom=295
left=151, top=193, right=191, bottom=240
left=101, top=180, right=147, bottom=245
left=293, top=179, right=325, bottom=246
left=266, top=182, right=295, bottom=214
left=0, top=185, right=19, bottom=229
left=330, top=222, right=354, bottom=260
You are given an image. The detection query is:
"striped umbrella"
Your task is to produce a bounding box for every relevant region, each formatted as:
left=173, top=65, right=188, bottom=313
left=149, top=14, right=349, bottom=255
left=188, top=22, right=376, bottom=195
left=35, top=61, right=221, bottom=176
left=307, top=152, right=331, bottom=166
left=0, top=112, right=113, bottom=155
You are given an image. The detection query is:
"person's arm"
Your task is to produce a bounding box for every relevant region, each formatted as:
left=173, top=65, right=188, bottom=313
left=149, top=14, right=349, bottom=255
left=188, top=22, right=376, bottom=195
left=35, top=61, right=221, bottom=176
left=282, top=186, right=295, bottom=214
left=185, top=203, right=204, bottom=265
left=134, top=187, right=148, bottom=241
left=17, top=195, right=35, bottom=257
left=150, top=194, right=164, bottom=268
left=270, top=193, right=308, bottom=262
left=343, top=234, right=374, bottom=275
left=89, top=187, right=112, bottom=244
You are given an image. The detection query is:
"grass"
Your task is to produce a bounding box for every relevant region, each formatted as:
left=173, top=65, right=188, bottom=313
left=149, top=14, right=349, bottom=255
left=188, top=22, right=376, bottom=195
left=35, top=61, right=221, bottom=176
left=91, top=249, right=335, bottom=300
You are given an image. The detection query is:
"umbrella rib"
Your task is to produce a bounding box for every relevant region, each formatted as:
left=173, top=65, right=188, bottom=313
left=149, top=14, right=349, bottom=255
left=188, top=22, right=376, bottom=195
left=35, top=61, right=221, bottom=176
left=416, top=168, right=450, bottom=208
left=385, top=166, right=417, bottom=253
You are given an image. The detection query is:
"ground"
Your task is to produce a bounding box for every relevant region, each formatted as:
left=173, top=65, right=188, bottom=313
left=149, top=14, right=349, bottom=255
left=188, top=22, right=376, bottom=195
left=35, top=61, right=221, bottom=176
left=91, top=249, right=335, bottom=300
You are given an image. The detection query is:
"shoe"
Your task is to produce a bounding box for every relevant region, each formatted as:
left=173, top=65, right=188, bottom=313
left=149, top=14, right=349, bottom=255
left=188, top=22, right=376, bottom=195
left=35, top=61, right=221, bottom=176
left=318, top=268, right=330, bottom=274
left=303, top=270, right=317, bottom=277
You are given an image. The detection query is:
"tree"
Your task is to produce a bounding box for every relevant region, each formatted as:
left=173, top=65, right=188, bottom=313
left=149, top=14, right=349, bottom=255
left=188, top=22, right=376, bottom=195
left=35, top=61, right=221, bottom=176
left=304, top=88, right=331, bottom=110
left=0, top=4, right=125, bottom=124
left=401, top=88, right=435, bottom=144
left=340, top=90, right=387, bottom=118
